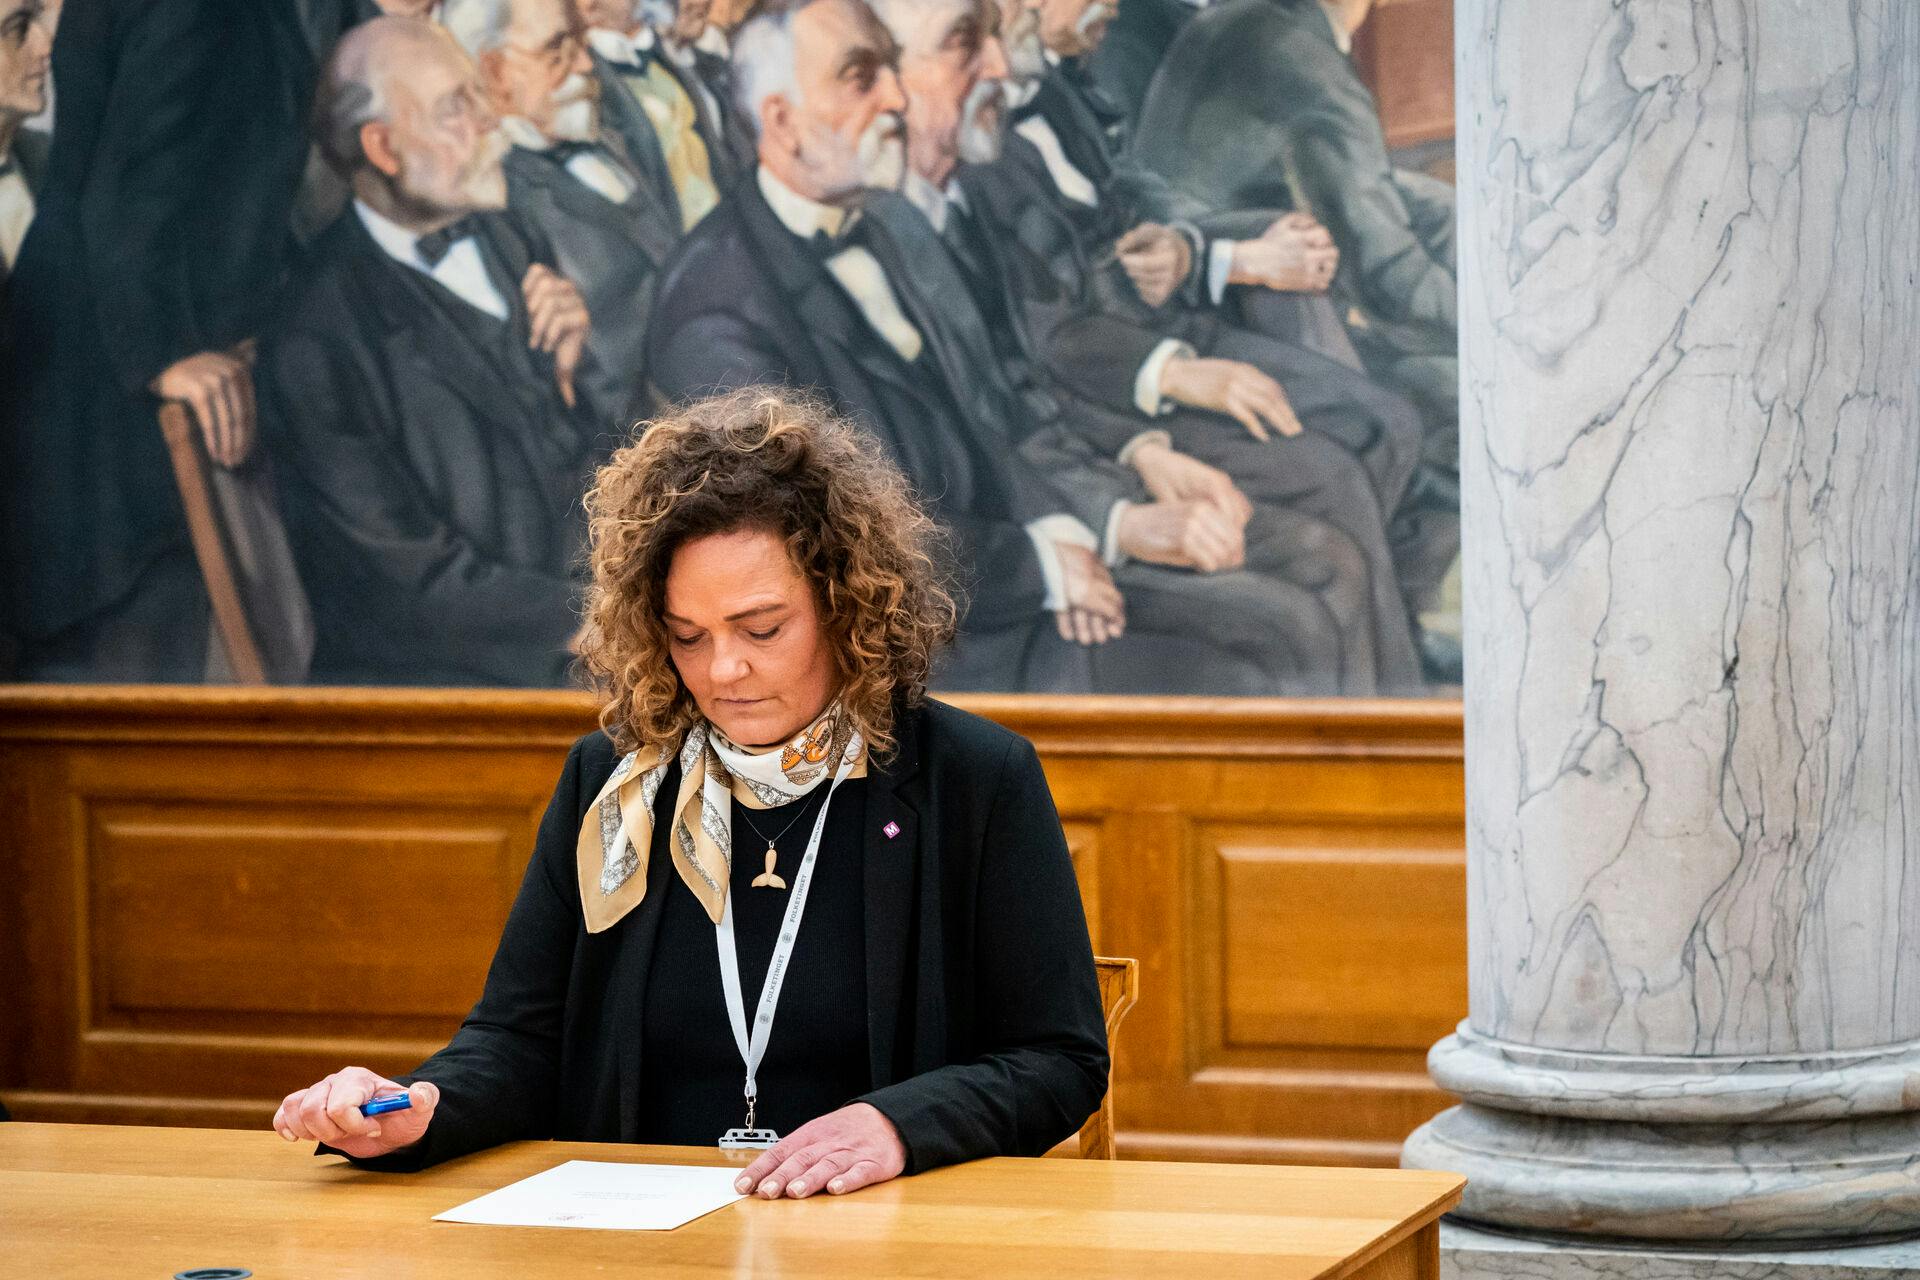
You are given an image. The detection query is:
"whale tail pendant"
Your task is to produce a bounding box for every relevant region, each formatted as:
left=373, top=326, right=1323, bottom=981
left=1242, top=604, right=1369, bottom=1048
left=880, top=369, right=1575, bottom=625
left=751, top=844, right=787, bottom=890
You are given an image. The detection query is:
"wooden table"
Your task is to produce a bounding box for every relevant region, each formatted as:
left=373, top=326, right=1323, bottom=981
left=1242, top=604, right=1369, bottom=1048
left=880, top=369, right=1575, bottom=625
left=0, top=1123, right=1463, bottom=1278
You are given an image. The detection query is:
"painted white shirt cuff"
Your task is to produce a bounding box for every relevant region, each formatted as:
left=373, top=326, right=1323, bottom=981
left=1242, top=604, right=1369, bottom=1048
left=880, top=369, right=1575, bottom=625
left=1134, top=339, right=1196, bottom=417
left=1117, top=429, right=1173, bottom=467
left=1207, top=238, right=1237, bottom=305
left=1026, top=514, right=1101, bottom=612
left=1101, top=500, right=1132, bottom=567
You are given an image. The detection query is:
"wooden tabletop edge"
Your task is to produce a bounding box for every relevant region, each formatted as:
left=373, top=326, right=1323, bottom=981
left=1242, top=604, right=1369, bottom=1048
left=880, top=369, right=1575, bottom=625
left=1316, top=1178, right=1465, bottom=1280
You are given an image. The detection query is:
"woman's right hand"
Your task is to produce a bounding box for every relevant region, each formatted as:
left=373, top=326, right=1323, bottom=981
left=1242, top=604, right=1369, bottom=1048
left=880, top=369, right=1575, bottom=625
left=272, top=1067, right=439, bottom=1159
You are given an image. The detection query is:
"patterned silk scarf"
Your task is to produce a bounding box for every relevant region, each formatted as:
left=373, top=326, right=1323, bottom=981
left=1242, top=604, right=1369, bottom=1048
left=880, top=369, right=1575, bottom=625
left=575, top=701, right=867, bottom=933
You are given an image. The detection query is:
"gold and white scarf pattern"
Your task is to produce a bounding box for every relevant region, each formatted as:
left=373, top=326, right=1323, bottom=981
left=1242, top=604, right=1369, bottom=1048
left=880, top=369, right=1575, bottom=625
left=575, top=702, right=866, bottom=933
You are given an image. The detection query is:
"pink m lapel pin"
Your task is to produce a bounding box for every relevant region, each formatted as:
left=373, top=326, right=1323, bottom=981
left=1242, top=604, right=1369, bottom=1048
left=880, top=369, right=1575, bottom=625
left=882, top=821, right=901, bottom=839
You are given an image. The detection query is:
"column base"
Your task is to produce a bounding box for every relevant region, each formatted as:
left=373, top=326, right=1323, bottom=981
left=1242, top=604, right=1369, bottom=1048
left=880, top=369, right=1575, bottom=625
left=1441, top=1220, right=1920, bottom=1280
left=1404, top=1103, right=1920, bottom=1243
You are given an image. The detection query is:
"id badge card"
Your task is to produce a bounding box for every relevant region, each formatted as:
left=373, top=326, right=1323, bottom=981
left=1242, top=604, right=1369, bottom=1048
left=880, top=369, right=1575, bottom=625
left=720, top=1127, right=780, bottom=1150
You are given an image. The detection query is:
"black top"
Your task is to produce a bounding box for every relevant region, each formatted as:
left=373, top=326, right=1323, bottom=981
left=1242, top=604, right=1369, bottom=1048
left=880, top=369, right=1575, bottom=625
left=637, top=781, right=870, bottom=1143
left=341, top=698, right=1107, bottom=1177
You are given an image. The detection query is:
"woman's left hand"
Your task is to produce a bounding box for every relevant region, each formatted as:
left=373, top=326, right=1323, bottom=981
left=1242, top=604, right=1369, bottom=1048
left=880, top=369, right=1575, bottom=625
left=734, top=1102, right=907, bottom=1199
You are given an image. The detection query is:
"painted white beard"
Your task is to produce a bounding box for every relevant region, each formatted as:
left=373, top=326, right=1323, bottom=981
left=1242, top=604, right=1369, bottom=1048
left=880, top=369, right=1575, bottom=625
left=548, top=76, right=601, bottom=143
left=1003, top=20, right=1049, bottom=88
left=438, top=128, right=509, bottom=211
left=795, top=112, right=905, bottom=199
left=956, top=79, right=1005, bottom=165
left=857, top=114, right=907, bottom=192
left=1073, top=0, right=1115, bottom=40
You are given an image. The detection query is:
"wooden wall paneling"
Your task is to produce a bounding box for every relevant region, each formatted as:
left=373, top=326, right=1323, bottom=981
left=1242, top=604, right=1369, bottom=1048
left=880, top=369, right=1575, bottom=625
left=0, top=688, right=1467, bottom=1164
left=1351, top=0, right=1456, bottom=151
left=1005, top=698, right=1468, bottom=1167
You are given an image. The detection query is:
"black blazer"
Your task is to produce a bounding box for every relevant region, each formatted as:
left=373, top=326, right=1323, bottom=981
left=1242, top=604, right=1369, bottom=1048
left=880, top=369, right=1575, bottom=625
left=352, top=697, right=1109, bottom=1174
left=258, top=209, right=601, bottom=686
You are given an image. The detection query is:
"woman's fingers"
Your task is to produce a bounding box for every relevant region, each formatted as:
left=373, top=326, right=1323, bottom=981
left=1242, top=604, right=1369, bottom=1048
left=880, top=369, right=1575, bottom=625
left=737, top=1132, right=803, bottom=1193
left=274, top=1089, right=308, bottom=1141
left=755, top=1142, right=834, bottom=1198
left=322, top=1074, right=383, bottom=1143
left=827, top=1159, right=886, bottom=1195
left=296, top=1077, right=347, bottom=1144
left=276, top=1068, right=424, bottom=1151
left=786, top=1149, right=857, bottom=1198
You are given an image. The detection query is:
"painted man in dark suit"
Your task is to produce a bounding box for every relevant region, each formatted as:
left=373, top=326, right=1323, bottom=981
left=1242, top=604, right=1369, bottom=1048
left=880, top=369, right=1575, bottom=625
left=0, top=0, right=51, bottom=289
left=1084, top=0, right=1193, bottom=127
left=958, top=0, right=1457, bottom=678
left=0, top=0, right=49, bottom=673
left=650, top=0, right=1375, bottom=694
left=577, top=0, right=753, bottom=222
left=873, top=0, right=1409, bottom=691
left=0, top=0, right=326, bottom=680
left=996, top=0, right=1458, bottom=674
left=1134, top=0, right=1458, bottom=472
left=445, top=0, right=678, bottom=423
left=260, top=18, right=604, bottom=685
left=997, top=0, right=1348, bottom=335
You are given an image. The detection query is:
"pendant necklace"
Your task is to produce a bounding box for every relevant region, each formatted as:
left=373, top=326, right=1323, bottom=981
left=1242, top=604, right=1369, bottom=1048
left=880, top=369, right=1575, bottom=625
left=736, top=790, right=823, bottom=890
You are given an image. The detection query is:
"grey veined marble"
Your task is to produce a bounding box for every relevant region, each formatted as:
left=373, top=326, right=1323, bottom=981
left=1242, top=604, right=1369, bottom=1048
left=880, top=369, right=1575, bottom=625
left=1443, top=1221, right=1920, bottom=1280
left=1404, top=0, right=1920, bottom=1244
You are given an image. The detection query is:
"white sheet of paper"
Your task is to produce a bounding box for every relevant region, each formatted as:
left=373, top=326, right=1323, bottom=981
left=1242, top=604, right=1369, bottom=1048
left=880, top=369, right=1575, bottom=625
left=433, top=1160, right=746, bottom=1231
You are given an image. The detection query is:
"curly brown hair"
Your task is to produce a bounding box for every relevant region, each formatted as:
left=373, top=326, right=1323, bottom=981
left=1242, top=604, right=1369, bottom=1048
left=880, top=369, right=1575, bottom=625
left=578, top=387, right=960, bottom=759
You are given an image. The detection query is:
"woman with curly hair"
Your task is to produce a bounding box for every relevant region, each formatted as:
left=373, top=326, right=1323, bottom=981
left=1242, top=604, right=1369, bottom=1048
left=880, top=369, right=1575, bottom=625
left=271, top=388, right=1109, bottom=1199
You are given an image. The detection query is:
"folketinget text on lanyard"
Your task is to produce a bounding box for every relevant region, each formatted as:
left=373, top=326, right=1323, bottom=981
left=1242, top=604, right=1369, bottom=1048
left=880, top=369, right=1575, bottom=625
left=714, top=743, right=862, bottom=1149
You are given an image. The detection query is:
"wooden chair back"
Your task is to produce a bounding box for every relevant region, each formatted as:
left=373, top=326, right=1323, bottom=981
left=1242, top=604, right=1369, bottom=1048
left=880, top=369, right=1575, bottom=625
left=158, top=401, right=269, bottom=684
left=1071, top=956, right=1139, bottom=1160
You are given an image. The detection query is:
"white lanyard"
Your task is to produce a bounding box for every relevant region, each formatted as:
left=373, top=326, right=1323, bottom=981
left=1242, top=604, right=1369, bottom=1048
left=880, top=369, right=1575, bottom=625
left=713, top=748, right=858, bottom=1130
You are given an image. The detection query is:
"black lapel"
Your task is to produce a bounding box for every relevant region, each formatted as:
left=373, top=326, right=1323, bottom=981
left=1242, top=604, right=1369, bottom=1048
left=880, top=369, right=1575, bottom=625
left=337, top=211, right=577, bottom=461
left=1037, top=69, right=1115, bottom=187
left=735, top=183, right=935, bottom=407
left=861, top=704, right=923, bottom=1088
left=511, top=143, right=678, bottom=266
left=342, top=216, right=523, bottom=406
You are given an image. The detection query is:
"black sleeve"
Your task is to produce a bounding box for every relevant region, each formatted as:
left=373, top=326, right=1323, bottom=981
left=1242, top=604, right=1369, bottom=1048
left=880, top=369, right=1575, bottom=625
left=1033, top=307, right=1173, bottom=426
left=340, top=739, right=591, bottom=1171
left=859, top=737, right=1109, bottom=1171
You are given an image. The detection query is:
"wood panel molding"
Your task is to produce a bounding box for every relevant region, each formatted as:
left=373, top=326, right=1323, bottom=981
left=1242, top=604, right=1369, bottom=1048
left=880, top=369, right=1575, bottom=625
left=0, top=687, right=1466, bottom=1166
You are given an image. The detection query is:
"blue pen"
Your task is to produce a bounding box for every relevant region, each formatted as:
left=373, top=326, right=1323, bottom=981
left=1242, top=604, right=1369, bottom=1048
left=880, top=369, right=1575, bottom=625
left=359, top=1092, right=413, bottom=1117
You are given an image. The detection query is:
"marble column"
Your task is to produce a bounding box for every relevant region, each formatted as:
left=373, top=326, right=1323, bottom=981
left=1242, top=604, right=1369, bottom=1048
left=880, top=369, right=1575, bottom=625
left=1402, top=0, right=1920, bottom=1245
